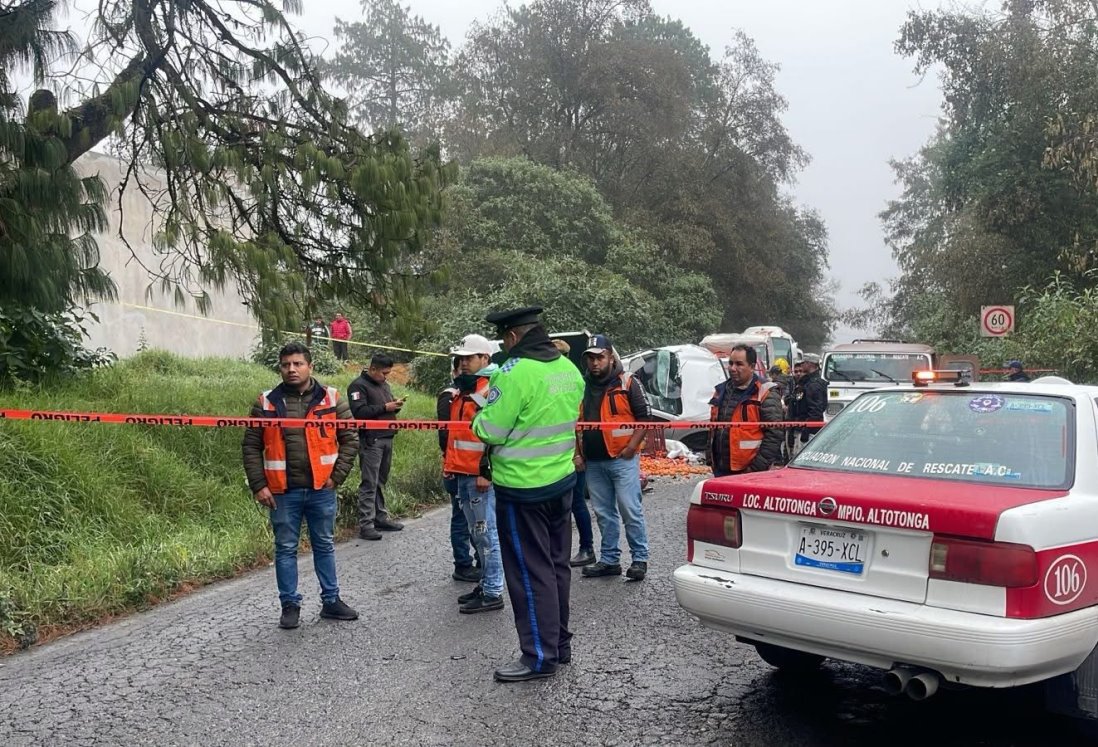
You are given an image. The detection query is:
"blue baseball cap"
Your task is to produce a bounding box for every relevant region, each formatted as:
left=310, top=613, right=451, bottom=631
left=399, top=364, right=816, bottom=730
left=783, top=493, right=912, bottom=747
left=584, top=334, right=613, bottom=355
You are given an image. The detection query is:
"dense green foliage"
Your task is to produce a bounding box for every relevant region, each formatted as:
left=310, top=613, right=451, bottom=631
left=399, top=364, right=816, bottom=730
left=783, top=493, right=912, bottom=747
left=849, top=0, right=1098, bottom=379
left=328, top=0, right=835, bottom=349
left=409, top=158, right=722, bottom=389
left=0, top=0, right=114, bottom=315
left=0, top=352, right=445, bottom=649
left=0, top=306, right=114, bottom=383
left=1, top=0, right=452, bottom=365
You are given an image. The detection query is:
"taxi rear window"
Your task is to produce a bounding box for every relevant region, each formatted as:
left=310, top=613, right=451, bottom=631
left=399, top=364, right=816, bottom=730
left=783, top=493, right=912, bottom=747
left=792, top=390, right=1074, bottom=489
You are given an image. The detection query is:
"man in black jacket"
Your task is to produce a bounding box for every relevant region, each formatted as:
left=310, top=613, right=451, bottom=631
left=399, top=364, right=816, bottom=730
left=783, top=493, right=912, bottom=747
left=347, top=353, right=406, bottom=540
left=797, top=354, right=828, bottom=446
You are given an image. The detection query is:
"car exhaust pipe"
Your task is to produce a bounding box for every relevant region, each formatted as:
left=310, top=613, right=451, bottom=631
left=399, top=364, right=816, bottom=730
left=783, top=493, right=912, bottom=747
left=883, top=666, right=915, bottom=696
left=905, top=671, right=941, bottom=701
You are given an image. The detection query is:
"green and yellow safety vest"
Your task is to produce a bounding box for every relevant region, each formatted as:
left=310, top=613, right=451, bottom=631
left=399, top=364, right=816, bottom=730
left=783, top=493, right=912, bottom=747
left=472, top=355, right=584, bottom=496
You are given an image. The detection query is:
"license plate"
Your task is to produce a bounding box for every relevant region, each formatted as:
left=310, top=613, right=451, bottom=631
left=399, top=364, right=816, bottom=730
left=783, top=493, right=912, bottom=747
left=794, top=524, right=868, bottom=574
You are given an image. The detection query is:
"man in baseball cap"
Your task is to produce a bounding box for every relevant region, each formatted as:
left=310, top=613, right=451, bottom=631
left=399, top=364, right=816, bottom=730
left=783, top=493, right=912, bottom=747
left=583, top=334, right=612, bottom=355
left=577, top=332, right=652, bottom=582
left=440, top=332, right=505, bottom=614
left=451, top=333, right=498, bottom=358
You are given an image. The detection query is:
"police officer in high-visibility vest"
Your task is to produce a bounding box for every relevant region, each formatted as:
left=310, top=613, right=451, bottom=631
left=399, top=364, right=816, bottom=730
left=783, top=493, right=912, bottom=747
left=439, top=333, right=505, bottom=614
left=472, top=306, right=584, bottom=682
left=242, top=341, right=360, bottom=630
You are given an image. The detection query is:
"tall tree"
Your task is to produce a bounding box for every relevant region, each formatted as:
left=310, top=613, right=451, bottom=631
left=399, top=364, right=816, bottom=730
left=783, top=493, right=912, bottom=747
left=878, top=0, right=1098, bottom=337
left=2, top=0, right=452, bottom=330
left=327, top=0, right=452, bottom=139
left=448, top=1, right=833, bottom=344
left=1, top=0, right=113, bottom=313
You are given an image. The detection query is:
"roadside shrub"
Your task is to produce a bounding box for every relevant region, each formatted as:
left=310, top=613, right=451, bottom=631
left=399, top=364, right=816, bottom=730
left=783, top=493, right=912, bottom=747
left=0, top=305, right=114, bottom=385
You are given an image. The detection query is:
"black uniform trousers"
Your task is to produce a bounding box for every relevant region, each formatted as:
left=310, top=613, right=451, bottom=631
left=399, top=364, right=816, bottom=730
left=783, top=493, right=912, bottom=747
left=496, top=491, right=572, bottom=673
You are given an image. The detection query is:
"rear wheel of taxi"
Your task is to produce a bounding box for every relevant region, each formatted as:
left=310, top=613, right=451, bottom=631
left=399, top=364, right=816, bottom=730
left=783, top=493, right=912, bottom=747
left=753, top=643, right=824, bottom=672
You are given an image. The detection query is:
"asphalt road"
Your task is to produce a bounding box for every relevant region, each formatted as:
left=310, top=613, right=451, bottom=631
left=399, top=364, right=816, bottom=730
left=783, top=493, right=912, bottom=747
left=0, top=480, right=1091, bottom=746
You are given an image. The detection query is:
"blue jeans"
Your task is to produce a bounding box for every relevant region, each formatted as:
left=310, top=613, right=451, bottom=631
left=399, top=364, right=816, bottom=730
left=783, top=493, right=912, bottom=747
left=446, top=478, right=476, bottom=569
left=571, top=470, right=594, bottom=551
left=269, top=487, right=339, bottom=606
left=455, top=476, right=504, bottom=598
left=585, top=456, right=649, bottom=565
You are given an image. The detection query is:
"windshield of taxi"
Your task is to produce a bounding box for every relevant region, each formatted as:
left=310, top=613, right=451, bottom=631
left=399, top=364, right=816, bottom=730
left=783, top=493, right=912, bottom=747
left=824, top=352, right=931, bottom=384
left=792, top=390, right=1073, bottom=489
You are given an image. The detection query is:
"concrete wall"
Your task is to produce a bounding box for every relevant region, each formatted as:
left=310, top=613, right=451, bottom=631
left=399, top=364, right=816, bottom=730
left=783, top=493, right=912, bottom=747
left=74, top=152, right=259, bottom=359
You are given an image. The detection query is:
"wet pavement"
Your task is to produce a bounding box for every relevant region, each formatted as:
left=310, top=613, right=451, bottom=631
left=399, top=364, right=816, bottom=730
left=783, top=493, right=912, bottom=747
left=0, top=479, right=1090, bottom=746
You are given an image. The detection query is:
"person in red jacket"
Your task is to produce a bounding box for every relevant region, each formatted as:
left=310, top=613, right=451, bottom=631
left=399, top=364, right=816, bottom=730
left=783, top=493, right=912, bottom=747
left=329, top=312, right=352, bottom=361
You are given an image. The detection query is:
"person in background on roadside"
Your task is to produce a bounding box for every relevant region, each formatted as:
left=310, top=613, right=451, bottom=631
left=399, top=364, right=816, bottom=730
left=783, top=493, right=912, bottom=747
left=329, top=312, right=352, bottom=362
left=347, top=353, right=406, bottom=540
left=242, top=341, right=359, bottom=629
left=438, top=334, right=505, bottom=614
left=708, top=343, right=785, bottom=476
left=576, top=334, right=651, bottom=582
left=307, top=317, right=329, bottom=349
left=797, top=354, right=828, bottom=448
left=1006, top=360, right=1031, bottom=382
left=767, top=357, right=793, bottom=402
left=553, top=338, right=596, bottom=568
left=439, top=357, right=480, bottom=584
left=786, top=360, right=807, bottom=459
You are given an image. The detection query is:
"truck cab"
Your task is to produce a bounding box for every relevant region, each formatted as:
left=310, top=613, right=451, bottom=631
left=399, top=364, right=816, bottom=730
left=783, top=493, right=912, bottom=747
left=821, top=340, right=980, bottom=420
left=821, top=340, right=935, bottom=420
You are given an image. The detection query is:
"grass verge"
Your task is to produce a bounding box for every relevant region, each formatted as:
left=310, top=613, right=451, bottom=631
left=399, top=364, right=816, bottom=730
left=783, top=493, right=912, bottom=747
left=0, top=350, right=447, bottom=652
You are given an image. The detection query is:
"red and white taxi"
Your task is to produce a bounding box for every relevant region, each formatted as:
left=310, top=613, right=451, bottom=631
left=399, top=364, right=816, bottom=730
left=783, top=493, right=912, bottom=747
left=673, top=373, right=1098, bottom=721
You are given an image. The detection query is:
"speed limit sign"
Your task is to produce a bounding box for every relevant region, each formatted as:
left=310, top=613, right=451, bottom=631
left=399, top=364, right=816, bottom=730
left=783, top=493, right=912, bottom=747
left=980, top=305, right=1014, bottom=337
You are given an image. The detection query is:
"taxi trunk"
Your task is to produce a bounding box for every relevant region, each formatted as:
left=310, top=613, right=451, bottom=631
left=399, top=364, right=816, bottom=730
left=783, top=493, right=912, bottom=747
left=688, top=469, right=1067, bottom=612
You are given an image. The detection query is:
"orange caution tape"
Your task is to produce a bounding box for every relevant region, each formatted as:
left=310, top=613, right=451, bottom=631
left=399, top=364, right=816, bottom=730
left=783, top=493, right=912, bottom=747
left=0, top=409, right=824, bottom=431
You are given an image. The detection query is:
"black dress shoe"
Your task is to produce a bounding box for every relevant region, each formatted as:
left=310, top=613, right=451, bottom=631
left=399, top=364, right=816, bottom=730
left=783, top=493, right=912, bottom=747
left=559, top=650, right=571, bottom=665
left=375, top=518, right=404, bottom=531
left=581, top=561, right=622, bottom=578
left=569, top=548, right=595, bottom=567
left=493, top=659, right=556, bottom=683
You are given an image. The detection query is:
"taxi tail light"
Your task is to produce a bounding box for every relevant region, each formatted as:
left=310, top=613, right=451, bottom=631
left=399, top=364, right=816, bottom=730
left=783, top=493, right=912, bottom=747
left=687, top=504, right=742, bottom=562
left=928, top=535, right=1037, bottom=588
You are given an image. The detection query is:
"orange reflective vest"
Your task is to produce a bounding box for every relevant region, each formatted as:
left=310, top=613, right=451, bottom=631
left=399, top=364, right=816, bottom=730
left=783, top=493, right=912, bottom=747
left=584, top=372, right=640, bottom=458
left=443, top=376, right=491, bottom=476
left=710, top=379, right=778, bottom=473
left=259, top=385, right=341, bottom=494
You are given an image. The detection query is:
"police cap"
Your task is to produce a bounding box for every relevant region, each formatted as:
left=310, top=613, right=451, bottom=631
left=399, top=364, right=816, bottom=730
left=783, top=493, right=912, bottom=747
left=485, top=306, right=544, bottom=334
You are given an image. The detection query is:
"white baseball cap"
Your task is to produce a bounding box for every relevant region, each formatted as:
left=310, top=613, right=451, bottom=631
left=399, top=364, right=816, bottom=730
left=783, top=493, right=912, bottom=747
left=450, top=334, right=496, bottom=356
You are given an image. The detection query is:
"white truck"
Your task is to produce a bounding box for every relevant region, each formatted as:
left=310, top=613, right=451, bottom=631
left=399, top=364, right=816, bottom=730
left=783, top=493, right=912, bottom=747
left=700, top=325, right=801, bottom=377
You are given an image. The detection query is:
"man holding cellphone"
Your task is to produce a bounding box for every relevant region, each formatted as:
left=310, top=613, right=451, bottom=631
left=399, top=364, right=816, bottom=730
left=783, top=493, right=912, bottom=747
left=348, top=353, right=406, bottom=540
